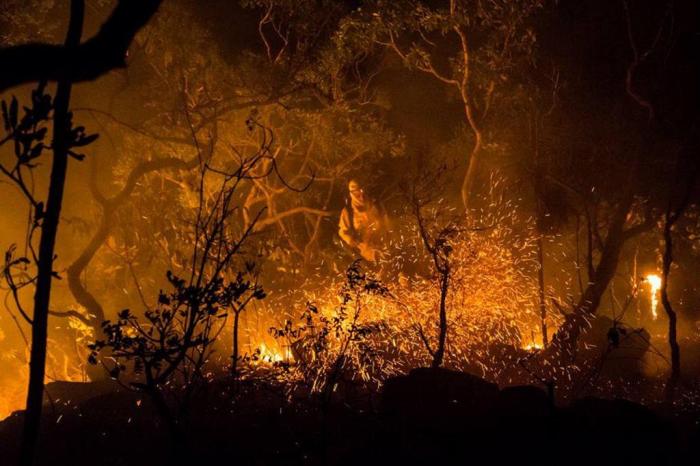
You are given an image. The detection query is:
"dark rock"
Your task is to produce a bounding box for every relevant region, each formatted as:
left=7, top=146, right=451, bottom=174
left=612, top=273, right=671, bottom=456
left=557, top=397, right=675, bottom=466
left=496, top=385, right=552, bottom=417
left=378, top=367, right=500, bottom=465
left=489, top=386, right=555, bottom=465
left=381, top=367, right=499, bottom=419
left=43, top=379, right=120, bottom=407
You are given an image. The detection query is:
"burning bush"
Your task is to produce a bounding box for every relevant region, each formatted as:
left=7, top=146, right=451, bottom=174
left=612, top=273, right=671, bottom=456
left=270, top=261, right=396, bottom=399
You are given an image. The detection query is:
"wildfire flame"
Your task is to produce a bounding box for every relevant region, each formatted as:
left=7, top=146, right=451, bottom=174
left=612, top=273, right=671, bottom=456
left=258, top=342, right=287, bottom=363
left=523, top=342, right=543, bottom=351
left=646, top=274, right=662, bottom=320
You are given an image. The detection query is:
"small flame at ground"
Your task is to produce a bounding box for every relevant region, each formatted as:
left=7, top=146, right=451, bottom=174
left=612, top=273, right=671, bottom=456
left=523, top=342, right=544, bottom=351
left=646, top=274, right=662, bottom=320
left=258, top=342, right=287, bottom=363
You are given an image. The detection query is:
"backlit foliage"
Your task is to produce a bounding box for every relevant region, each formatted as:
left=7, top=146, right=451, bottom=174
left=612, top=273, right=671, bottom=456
left=270, top=261, right=394, bottom=395
left=248, top=185, right=559, bottom=388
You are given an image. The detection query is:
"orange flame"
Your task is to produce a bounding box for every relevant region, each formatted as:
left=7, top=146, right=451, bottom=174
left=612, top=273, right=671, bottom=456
left=645, top=274, right=662, bottom=320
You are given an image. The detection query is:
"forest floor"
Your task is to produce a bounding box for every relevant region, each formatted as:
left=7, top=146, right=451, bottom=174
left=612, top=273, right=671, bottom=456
left=0, top=366, right=699, bottom=466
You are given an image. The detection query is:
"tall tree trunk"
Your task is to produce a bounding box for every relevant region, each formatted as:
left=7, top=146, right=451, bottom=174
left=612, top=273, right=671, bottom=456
left=659, top=164, right=696, bottom=400
left=231, top=310, right=241, bottom=375
left=661, top=218, right=681, bottom=400
left=431, top=268, right=449, bottom=369
left=537, top=236, right=548, bottom=348
left=530, top=105, right=548, bottom=348
left=19, top=3, right=84, bottom=465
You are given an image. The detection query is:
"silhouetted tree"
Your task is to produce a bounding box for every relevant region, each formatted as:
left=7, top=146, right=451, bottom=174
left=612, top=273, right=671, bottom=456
left=337, top=0, right=544, bottom=208
left=87, top=120, right=312, bottom=458
left=405, top=166, right=461, bottom=368
left=537, top=0, right=697, bottom=367
left=660, top=160, right=698, bottom=400
left=0, top=2, right=164, bottom=463
left=0, top=2, right=97, bottom=463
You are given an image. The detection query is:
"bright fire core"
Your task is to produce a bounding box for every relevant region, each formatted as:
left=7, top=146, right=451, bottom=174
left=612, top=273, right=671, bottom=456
left=646, top=274, right=662, bottom=320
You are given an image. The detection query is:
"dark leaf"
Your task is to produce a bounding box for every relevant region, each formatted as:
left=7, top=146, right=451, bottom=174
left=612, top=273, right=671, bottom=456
left=1, top=100, right=9, bottom=131
left=34, top=202, right=44, bottom=223
left=9, top=97, right=18, bottom=129
left=68, top=150, right=86, bottom=161
left=29, top=143, right=44, bottom=159
left=72, top=132, right=99, bottom=148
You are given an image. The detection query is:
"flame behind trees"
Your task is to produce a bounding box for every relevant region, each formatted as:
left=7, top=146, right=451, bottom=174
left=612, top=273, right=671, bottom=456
left=645, top=274, right=661, bottom=320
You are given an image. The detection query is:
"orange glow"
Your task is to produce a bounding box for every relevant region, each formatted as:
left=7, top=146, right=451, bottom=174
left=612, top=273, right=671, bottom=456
left=645, top=274, right=662, bottom=320
left=523, top=342, right=543, bottom=351
left=257, top=342, right=290, bottom=363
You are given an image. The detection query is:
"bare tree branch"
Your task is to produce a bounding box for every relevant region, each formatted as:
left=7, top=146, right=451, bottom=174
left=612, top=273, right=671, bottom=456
left=0, top=0, right=163, bottom=92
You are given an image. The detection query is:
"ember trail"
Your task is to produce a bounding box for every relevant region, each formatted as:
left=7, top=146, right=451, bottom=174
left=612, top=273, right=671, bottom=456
left=0, top=1, right=698, bottom=465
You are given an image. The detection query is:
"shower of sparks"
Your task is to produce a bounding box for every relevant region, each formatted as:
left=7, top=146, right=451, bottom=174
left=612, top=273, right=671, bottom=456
left=0, top=179, right=579, bottom=416
left=238, top=180, right=569, bottom=389
left=646, top=274, right=662, bottom=320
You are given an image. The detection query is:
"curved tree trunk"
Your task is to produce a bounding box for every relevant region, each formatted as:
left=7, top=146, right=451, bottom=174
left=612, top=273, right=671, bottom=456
left=548, top=193, right=636, bottom=362
left=659, top=166, right=696, bottom=400
left=458, top=78, right=486, bottom=211
left=231, top=310, right=241, bottom=376
left=66, top=155, right=199, bottom=340
left=66, top=215, right=109, bottom=331
left=460, top=131, right=481, bottom=210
